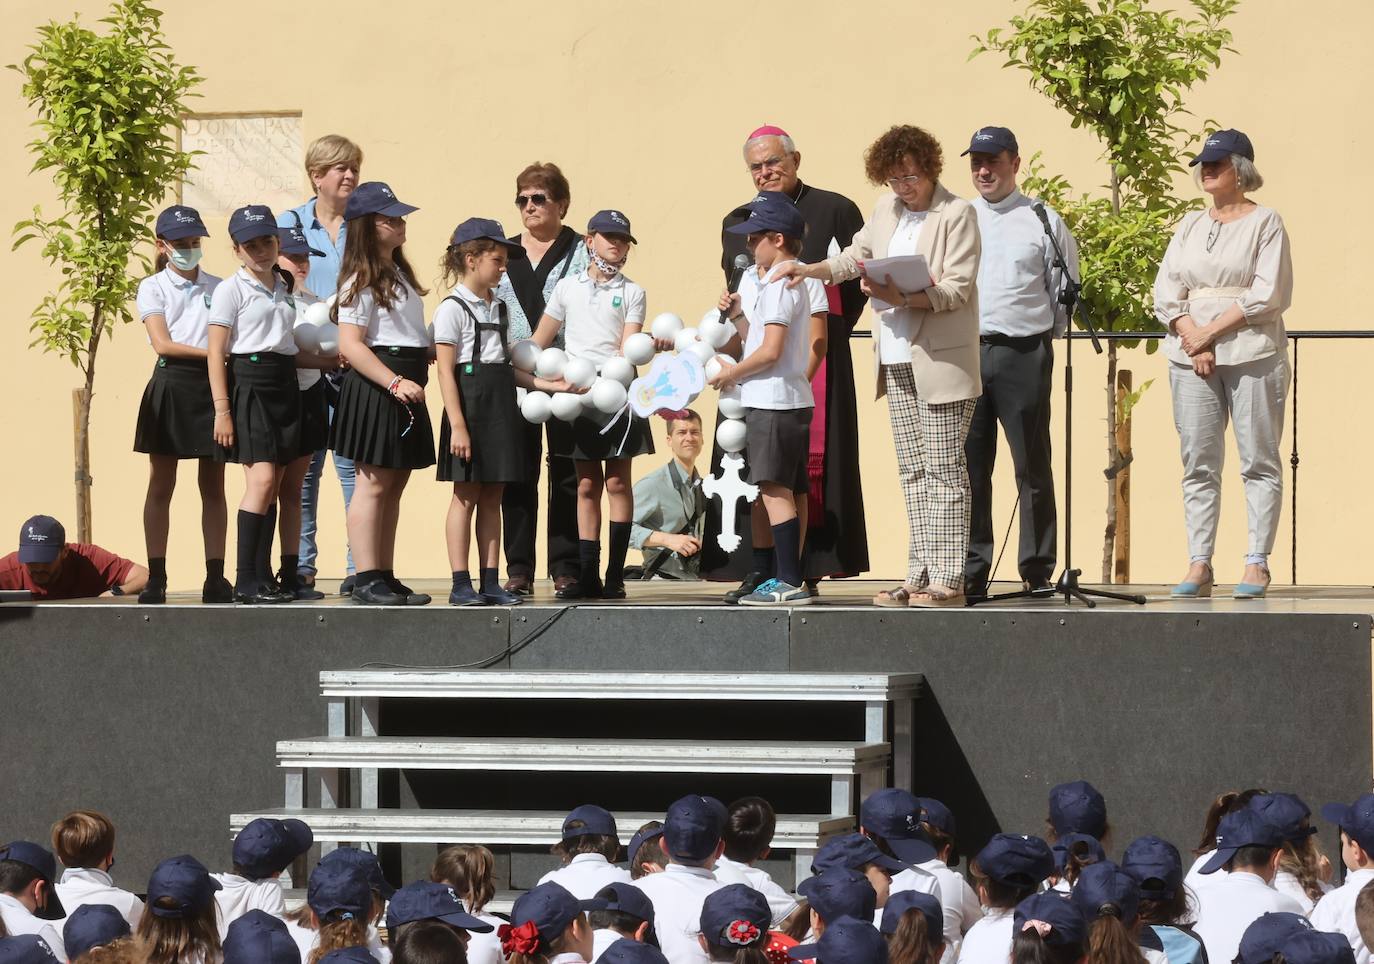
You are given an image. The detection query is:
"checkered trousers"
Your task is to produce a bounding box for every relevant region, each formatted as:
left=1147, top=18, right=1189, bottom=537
left=883, top=364, right=977, bottom=589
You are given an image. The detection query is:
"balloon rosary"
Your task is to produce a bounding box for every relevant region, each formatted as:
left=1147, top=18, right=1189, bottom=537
left=293, top=298, right=341, bottom=354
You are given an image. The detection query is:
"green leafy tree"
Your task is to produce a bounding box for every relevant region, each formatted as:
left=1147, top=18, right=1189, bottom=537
left=975, top=0, right=1236, bottom=582
left=11, top=0, right=200, bottom=541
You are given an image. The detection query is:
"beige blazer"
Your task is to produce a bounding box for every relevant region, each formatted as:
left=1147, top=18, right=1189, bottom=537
left=823, top=183, right=982, bottom=403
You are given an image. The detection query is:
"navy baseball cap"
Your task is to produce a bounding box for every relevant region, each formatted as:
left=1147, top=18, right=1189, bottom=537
left=319, top=846, right=396, bottom=899
left=594, top=882, right=655, bottom=926
left=861, top=789, right=938, bottom=864
left=228, top=205, right=279, bottom=245
left=1121, top=835, right=1183, bottom=900
left=147, top=854, right=221, bottom=919
left=1200, top=808, right=1288, bottom=874
left=664, top=795, right=727, bottom=862
left=961, top=127, right=1019, bottom=157
left=788, top=916, right=888, bottom=964
left=1049, top=781, right=1107, bottom=838
left=1071, top=861, right=1139, bottom=924
left=600, top=940, right=669, bottom=964
left=1052, top=833, right=1105, bottom=874
left=307, top=861, right=373, bottom=921
left=813, top=833, right=906, bottom=876
left=156, top=205, right=209, bottom=241
left=0, top=842, right=64, bottom=920
left=562, top=804, right=618, bottom=841
left=1250, top=793, right=1317, bottom=842
left=510, top=882, right=606, bottom=947
left=0, top=937, right=58, bottom=964
left=1014, top=892, right=1087, bottom=947
left=450, top=218, right=526, bottom=258
left=879, top=890, right=943, bottom=938
left=319, top=951, right=378, bottom=964
left=63, top=904, right=130, bottom=960
left=587, top=210, right=637, bottom=243
left=798, top=868, right=877, bottom=923
left=724, top=191, right=805, bottom=239
left=916, top=798, right=956, bottom=839
left=344, top=182, right=419, bottom=221
left=386, top=880, right=495, bottom=932
left=223, top=909, right=300, bottom=964
left=1322, top=794, right=1374, bottom=853
left=234, top=817, right=314, bottom=880
left=1238, top=913, right=1315, bottom=964
left=278, top=225, right=324, bottom=258
left=16, top=516, right=64, bottom=565
left=628, top=825, right=664, bottom=868
left=973, top=834, right=1054, bottom=888
left=1190, top=129, right=1254, bottom=167
left=700, top=883, right=771, bottom=949
left=1280, top=931, right=1358, bottom=964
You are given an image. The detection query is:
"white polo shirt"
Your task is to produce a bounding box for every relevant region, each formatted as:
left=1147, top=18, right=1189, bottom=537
left=0, top=893, right=67, bottom=961
left=537, top=853, right=633, bottom=900
left=54, top=867, right=144, bottom=928
left=137, top=267, right=221, bottom=350
left=432, top=285, right=511, bottom=365
left=591, top=928, right=626, bottom=963
left=1309, top=868, right=1374, bottom=964
left=912, top=859, right=983, bottom=964
left=712, top=856, right=798, bottom=925
left=1194, top=871, right=1305, bottom=964
left=736, top=263, right=814, bottom=411
left=211, top=873, right=286, bottom=939
left=285, top=918, right=391, bottom=964
left=464, top=909, right=507, bottom=964
left=633, top=863, right=724, bottom=964
left=737, top=270, right=828, bottom=323
left=1273, top=868, right=1332, bottom=915
left=336, top=275, right=431, bottom=349
left=958, top=906, right=1012, bottom=964
left=208, top=269, right=299, bottom=356
left=545, top=270, right=647, bottom=367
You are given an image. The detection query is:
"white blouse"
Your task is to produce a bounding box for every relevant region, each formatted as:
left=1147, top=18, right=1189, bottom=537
left=336, top=275, right=431, bottom=349
left=1153, top=206, right=1293, bottom=366
left=877, top=208, right=928, bottom=364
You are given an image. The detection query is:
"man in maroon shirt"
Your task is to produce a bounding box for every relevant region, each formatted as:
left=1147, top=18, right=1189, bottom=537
left=0, top=516, right=148, bottom=600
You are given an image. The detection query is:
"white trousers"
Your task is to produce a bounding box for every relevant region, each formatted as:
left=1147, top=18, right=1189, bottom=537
left=1168, top=352, right=1290, bottom=562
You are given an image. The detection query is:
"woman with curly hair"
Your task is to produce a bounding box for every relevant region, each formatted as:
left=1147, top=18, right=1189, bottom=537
left=780, top=125, right=981, bottom=607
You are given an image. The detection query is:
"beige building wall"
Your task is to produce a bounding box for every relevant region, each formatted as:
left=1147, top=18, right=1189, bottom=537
left=0, top=0, right=1365, bottom=588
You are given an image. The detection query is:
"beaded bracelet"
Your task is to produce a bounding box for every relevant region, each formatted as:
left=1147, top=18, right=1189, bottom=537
left=387, top=374, right=403, bottom=396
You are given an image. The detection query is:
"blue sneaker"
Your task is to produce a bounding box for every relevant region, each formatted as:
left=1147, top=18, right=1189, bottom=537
left=738, top=578, right=812, bottom=607
left=448, top=584, right=486, bottom=607
left=481, top=586, right=524, bottom=606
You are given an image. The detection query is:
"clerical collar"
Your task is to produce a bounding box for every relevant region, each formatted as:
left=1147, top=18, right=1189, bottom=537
left=986, top=188, right=1025, bottom=213
left=788, top=181, right=807, bottom=204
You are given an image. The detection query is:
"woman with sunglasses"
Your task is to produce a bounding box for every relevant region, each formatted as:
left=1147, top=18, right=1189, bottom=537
left=494, top=162, right=589, bottom=597
left=331, top=181, right=435, bottom=606
left=1154, top=129, right=1293, bottom=600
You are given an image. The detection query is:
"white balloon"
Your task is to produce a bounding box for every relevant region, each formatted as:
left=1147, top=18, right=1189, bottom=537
left=564, top=356, right=597, bottom=390
left=674, top=328, right=701, bottom=353
left=718, top=396, right=746, bottom=420
left=716, top=417, right=748, bottom=454
left=688, top=340, right=716, bottom=364
left=700, top=308, right=722, bottom=328
left=698, top=315, right=726, bottom=348
left=314, top=321, right=339, bottom=354
left=520, top=391, right=553, bottom=424
left=650, top=312, right=684, bottom=341
left=591, top=378, right=629, bottom=414
left=551, top=392, right=583, bottom=422
left=623, top=332, right=656, bottom=365
left=304, top=301, right=331, bottom=327
left=601, top=356, right=635, bottom=387
left=536, top=347, right=568, bottom=379
left=703, top=317, right=735, bottom=349
left=510, top=339, right=541, bottom=373
left=581, top=388, right=601, bottom=411
left=293, top=320, right=322, bottom=353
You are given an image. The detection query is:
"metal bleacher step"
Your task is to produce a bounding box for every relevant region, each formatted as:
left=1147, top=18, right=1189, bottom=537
left=282, top=888, right=521, bottom=916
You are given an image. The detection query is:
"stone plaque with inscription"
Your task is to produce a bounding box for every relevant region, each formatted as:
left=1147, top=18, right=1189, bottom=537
left=181, top=113, right=303, bottom=216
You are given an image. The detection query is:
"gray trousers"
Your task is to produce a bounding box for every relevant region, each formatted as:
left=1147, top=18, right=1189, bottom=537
left=1168, top=352, right=1290, bottom=562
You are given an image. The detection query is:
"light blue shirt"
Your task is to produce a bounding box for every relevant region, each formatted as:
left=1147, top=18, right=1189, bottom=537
left=281, top=197, right=347, bottom=298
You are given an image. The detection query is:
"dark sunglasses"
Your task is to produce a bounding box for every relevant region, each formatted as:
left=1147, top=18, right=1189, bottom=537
left=515, top=193, right=550, bottom=208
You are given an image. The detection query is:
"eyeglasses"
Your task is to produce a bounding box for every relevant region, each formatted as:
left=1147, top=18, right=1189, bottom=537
left=748, top=156, right=791, bottom=174
left=516, top=193, right=550, bottom=208
left=1206, top=220, right=1222, bottom=253
left=886, top=174, right=922, bottom=189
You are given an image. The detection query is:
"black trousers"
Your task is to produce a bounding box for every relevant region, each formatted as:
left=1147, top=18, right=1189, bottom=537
left=965, top=333, right=1058, bottom=592
left=502, top=419, right=580, bottom=580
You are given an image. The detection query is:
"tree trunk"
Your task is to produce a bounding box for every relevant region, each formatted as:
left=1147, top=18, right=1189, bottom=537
left=1102, top=342, right=1118, bottom=582
left=73, top=315, right=102, bottom=543
left=1114, top=370, right=1132, bottom=584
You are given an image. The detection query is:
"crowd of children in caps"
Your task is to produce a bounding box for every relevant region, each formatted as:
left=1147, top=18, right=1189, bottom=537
left=2, top=784, right=1373, bottom=964
left=129, top=179, right=832, bottom=609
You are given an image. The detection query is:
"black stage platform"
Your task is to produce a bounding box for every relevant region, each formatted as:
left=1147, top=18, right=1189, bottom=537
left=0, top=580, right=1368, bottom=889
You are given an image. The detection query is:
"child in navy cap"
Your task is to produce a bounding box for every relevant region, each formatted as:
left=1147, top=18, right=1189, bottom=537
left=500, top=881, right=600, bottom=964
left=63, top=904, right=133, bottom=962
left=697, top=884, right=772, bottom=963
left=224, top=909, right=301, bottom=964
left=385, top=879, right=495, bottom=943
left=586, top=882, right=656, bottom=961
left=1183, top=787, right=1267, bottom=897
left=1236, top=912, right=1314, bottom=964
left=1070, top=862, right=1165, bottom=964
left=1122, top=835, right=1205, bottom=964
left=1046, top=780, right=1109, bottom=843
left=0, top=842, right=68, bottom=959
left=1312, top=794, right=1374, bottom=961
left=962, top=834, right=1053, bottom=964
left=1011, top=892, right=1087, bottom=964
left=1194, top=808, right=1304, bottom=964
left=1047, top=834, right=1104, bottom=893
left=136, top=855, right=223, bottom=964
left=431, top=845, right=503, bottom=964
left=0, top=936, right=62, bottom=964
left=880, top=891, right=944, bottom=964
left=539, top=806, right=631, bottom=899
left=634, top=796, right=729, bottom=964
left=811, top=834, right=909, bottom=912
left=600, top=938, right=670, bottom=964
left=628, top=823, right=666, bottom=880
left=215, top=817, right=314, bottom=938
left=799, top=869, right=878, bottom=938
left=284, top=860, right=380, bottom=964
left=1248, top=793, right=1332, bottom=914
left=903, top=797, right=982, bottom=962
left=788, top=916, right=888, bottom=964
left=857, top=789, right=945, bottom=921
left=715, top=797, right=800, bottom=927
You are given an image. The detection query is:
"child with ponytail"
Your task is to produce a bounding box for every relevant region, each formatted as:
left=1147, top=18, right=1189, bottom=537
left=302, top=862, right=374, bottom=964
left=1070, top=862, right=1162, bottom=964
left=962, top=834, right=1055, bottom=964
left=1012, top=892, right=1088, bottom=964
left=432, top=844, right=503, bottom=964
left=697, top=884, right=774, bottom=964
left=136, top=855, right=223, bottom=964
left=1122, top=836, right=1206, bottom=964
left=499, top=882, right=597, bottom=964
left=881, top=891, right=945, bottom=964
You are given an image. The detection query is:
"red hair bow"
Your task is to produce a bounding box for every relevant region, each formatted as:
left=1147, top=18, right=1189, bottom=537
left=499, top=921, right=542, bottom=957
left=726, top=920, right=762, bottom=946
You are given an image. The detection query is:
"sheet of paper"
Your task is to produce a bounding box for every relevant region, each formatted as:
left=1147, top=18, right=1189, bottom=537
left=862, top=255, right=934, bottom=311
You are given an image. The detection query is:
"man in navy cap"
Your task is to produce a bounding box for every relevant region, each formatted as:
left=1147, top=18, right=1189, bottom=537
left=1312, top=794, right=1374, bottom=963
left=1194, top=809, right=1304, bottom=963
left=0, top=842, right=68, bottom=960
left=0, top=516, right=146, bottom=601
left=633, top=796, right=727, bottom=964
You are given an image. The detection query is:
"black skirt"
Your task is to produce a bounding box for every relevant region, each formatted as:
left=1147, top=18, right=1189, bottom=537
left=220, top=353, right=303, bottom=466
left=548, top=404, right=655, bottom=462
left=133, top=357, right=217, bottom=459
left=299, top=379, right=331, bottom=455
left=331, top=347, right=435, bottom=470
left=437, top=364, right=529, bottom=483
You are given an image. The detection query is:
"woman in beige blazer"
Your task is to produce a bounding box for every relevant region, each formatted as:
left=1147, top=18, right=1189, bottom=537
left=781, top=125, right=981, bottom=606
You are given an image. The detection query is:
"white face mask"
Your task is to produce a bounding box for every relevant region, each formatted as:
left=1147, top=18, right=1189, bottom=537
left=167, top=246, right=203, bottom=271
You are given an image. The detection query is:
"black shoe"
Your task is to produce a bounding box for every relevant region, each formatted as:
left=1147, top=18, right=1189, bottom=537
left=1024, top=578, right=1056, bottom=597
left=805, top=579, right=821, bottom=599
left=138, top=580, right=167, bottom=605
left=201, top=576, right=234, bottom=604
left=504, top=574, right=534, bottom=596
left=449, top=584, right=486, bottom=606
left=338, top=574, right=357, bottom=596
left=386, top=577, right=431, bottom=606
left=556, top=577, right=603, bottom=600
left=724, top=571, right=767, bottom=605
left=278, top=570, right=326, bottom=601
left=481, top=586, right=525, bottom=606
left=235, top=583, right=293, bottom=605
left=351, top=579, right=406, bottom=606
left=600, top=583, right=627, bottom=600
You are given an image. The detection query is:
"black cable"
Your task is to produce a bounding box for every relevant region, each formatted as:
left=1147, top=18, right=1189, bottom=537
left=357, top=604, right=576, bottom=671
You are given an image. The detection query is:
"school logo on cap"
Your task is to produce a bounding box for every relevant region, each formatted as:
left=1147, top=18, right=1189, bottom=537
left=905, top=814, right=919, bottom=832
left=608, top=211, right=628, bottom=226
left=381, top=186, right=394, bottom=198
left=174, top=210, right=198, bottom=223
left=242, top=211, right=265, bottom=222
left=447, top=886, right=459, bottom=902
left=975, top=132, right=995, bottom=141
left=26, top=527, right=48, bottom=543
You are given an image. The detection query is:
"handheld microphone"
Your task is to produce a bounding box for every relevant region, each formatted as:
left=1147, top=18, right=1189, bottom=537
left=1033, top=201, right=1051, bottom=230
left=720, top=253, right=752, bottom=324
